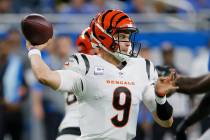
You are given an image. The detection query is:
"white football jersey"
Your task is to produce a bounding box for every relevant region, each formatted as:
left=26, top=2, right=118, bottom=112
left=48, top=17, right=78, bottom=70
left=57, top=53, right=158, bottom=140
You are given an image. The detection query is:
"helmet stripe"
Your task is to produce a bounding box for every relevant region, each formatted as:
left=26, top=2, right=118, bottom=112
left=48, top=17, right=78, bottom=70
left=92, top=23, right=97, bottom=39
left=115, top=15, right=129, bottom=27
left=101, top=10, right=113, bottom=28
left=95, top=22, right=112, bottom=38
left=107, top=11, right=122, bottom=32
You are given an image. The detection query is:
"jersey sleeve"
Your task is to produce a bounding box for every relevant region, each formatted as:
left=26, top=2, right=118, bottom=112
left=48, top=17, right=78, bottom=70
left=145, top=59, right=158, bottom=85
left=142, top=59, right=158, bottom=112
left=56, top=70, right=85, bottom=99
left=142, top=84, right=157, bottom=112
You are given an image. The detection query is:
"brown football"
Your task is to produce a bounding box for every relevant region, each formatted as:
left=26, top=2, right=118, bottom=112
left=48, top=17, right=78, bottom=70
left=21, top=14, right=53, bottom=45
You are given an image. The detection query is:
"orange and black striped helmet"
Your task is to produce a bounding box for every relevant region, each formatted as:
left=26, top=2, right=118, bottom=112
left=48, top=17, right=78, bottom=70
left=90, top=9, right=139, bottom=56
left=76, top=27, right=93, bottom=54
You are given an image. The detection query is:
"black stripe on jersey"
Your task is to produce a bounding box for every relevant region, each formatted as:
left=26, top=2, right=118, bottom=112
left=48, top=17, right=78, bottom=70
left=80, top=79, right=84, bottom=91
left=117, top=61, right=127, bottom=70
left=145, top=59, right=151, bottom=80
left=81, top=54, right=90, bottom=75
left=72, top=54, right=79, bottom=64
left=154, top=64, right=156, bottom=71
left=154, top=66, right=157, bottom=75
left=57, top=127, right=81, bottom=137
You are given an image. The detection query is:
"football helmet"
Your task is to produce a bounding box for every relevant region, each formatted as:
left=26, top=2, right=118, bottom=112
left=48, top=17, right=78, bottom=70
left=90, top=9, right=141, bottom=61
left=76, top=27, right=93, bottom=54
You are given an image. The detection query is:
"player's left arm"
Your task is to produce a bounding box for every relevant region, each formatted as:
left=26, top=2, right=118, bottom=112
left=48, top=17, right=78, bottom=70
left=142, top=60, right=177, bottom=128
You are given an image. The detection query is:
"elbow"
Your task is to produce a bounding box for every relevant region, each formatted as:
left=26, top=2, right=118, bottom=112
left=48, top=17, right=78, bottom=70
left=36, top=72, right=48, bottom=85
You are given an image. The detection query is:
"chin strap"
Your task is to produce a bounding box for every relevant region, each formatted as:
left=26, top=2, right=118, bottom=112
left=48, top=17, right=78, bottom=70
left=112, top=52, right=130, bottom=62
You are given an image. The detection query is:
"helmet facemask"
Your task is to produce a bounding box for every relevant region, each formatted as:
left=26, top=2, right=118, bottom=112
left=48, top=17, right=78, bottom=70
left=111, top=27, right=141, bottom=61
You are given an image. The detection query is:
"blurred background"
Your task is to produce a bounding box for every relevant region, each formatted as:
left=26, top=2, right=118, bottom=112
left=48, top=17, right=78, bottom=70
left=0, top=0, right=210, bottom=140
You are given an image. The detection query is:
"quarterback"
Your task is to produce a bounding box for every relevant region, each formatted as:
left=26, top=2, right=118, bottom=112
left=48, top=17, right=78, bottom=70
left=26, top=9, right=177, bottom=140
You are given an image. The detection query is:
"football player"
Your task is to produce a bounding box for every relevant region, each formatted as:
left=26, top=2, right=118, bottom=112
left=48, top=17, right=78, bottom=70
left=26, top=9, right=177, bottom=140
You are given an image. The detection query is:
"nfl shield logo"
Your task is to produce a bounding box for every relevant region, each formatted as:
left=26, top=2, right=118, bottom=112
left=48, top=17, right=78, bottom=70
left=94, top=66, right=104, bottom=75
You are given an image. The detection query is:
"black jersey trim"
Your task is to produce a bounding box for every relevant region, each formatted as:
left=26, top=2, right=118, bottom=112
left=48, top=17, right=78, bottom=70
left=81, top=54, right=90, bottom=75
left=57, top=127, right=81, bottom=137
left=72, top=54, right=79, bottom=64
left=80, top=79, right=84, bottom=91
left=145, top=59, right=151, bottom=80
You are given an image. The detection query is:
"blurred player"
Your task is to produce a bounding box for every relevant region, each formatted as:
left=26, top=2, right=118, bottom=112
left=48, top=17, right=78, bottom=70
left=174, top=72, right=210, bottom=140
left=156, top=64, right=210, bottom=140
left=173, top=40, right=210, bottom=140
left=76, top=27, right=94, bottom=55
left=26, top=9, right=177, bottom=140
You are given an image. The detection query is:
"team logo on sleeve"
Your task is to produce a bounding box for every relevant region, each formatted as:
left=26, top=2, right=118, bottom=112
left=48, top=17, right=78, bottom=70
left=94, top=66, right=104, bottom=75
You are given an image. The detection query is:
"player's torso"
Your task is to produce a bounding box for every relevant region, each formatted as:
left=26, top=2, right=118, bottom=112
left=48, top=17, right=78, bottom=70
left=79, top=55, right=150, bottom=140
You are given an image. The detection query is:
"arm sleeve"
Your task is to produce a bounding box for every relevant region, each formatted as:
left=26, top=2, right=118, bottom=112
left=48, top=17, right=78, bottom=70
left=142, top=60, right=158, bottom=112
left=56, top=70, right=85, bottom=98
left=148, top=61, right=158, bottom=84
left=64, top=53, right=87, bottom=75
left=142, top=84, right=157, bottom=112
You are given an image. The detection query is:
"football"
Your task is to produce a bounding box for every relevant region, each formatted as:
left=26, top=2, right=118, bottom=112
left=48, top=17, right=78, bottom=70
left=21, top=13, right=53, bottom=45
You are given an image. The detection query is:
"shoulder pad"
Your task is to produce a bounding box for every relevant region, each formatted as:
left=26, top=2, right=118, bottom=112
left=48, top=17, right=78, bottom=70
left=64, top=53, right=90, bottom=75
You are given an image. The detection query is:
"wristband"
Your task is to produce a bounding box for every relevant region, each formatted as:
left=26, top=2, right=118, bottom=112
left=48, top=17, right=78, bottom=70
left=28, top=49, right=41, bottom=59
left=156, top=101, right=173, bottom=120
left=155, top=95, right=166, bottom=105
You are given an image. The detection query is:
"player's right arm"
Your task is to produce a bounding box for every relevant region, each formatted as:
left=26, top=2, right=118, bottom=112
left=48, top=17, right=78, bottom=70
left=29, top=51, right=60, bottom=89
